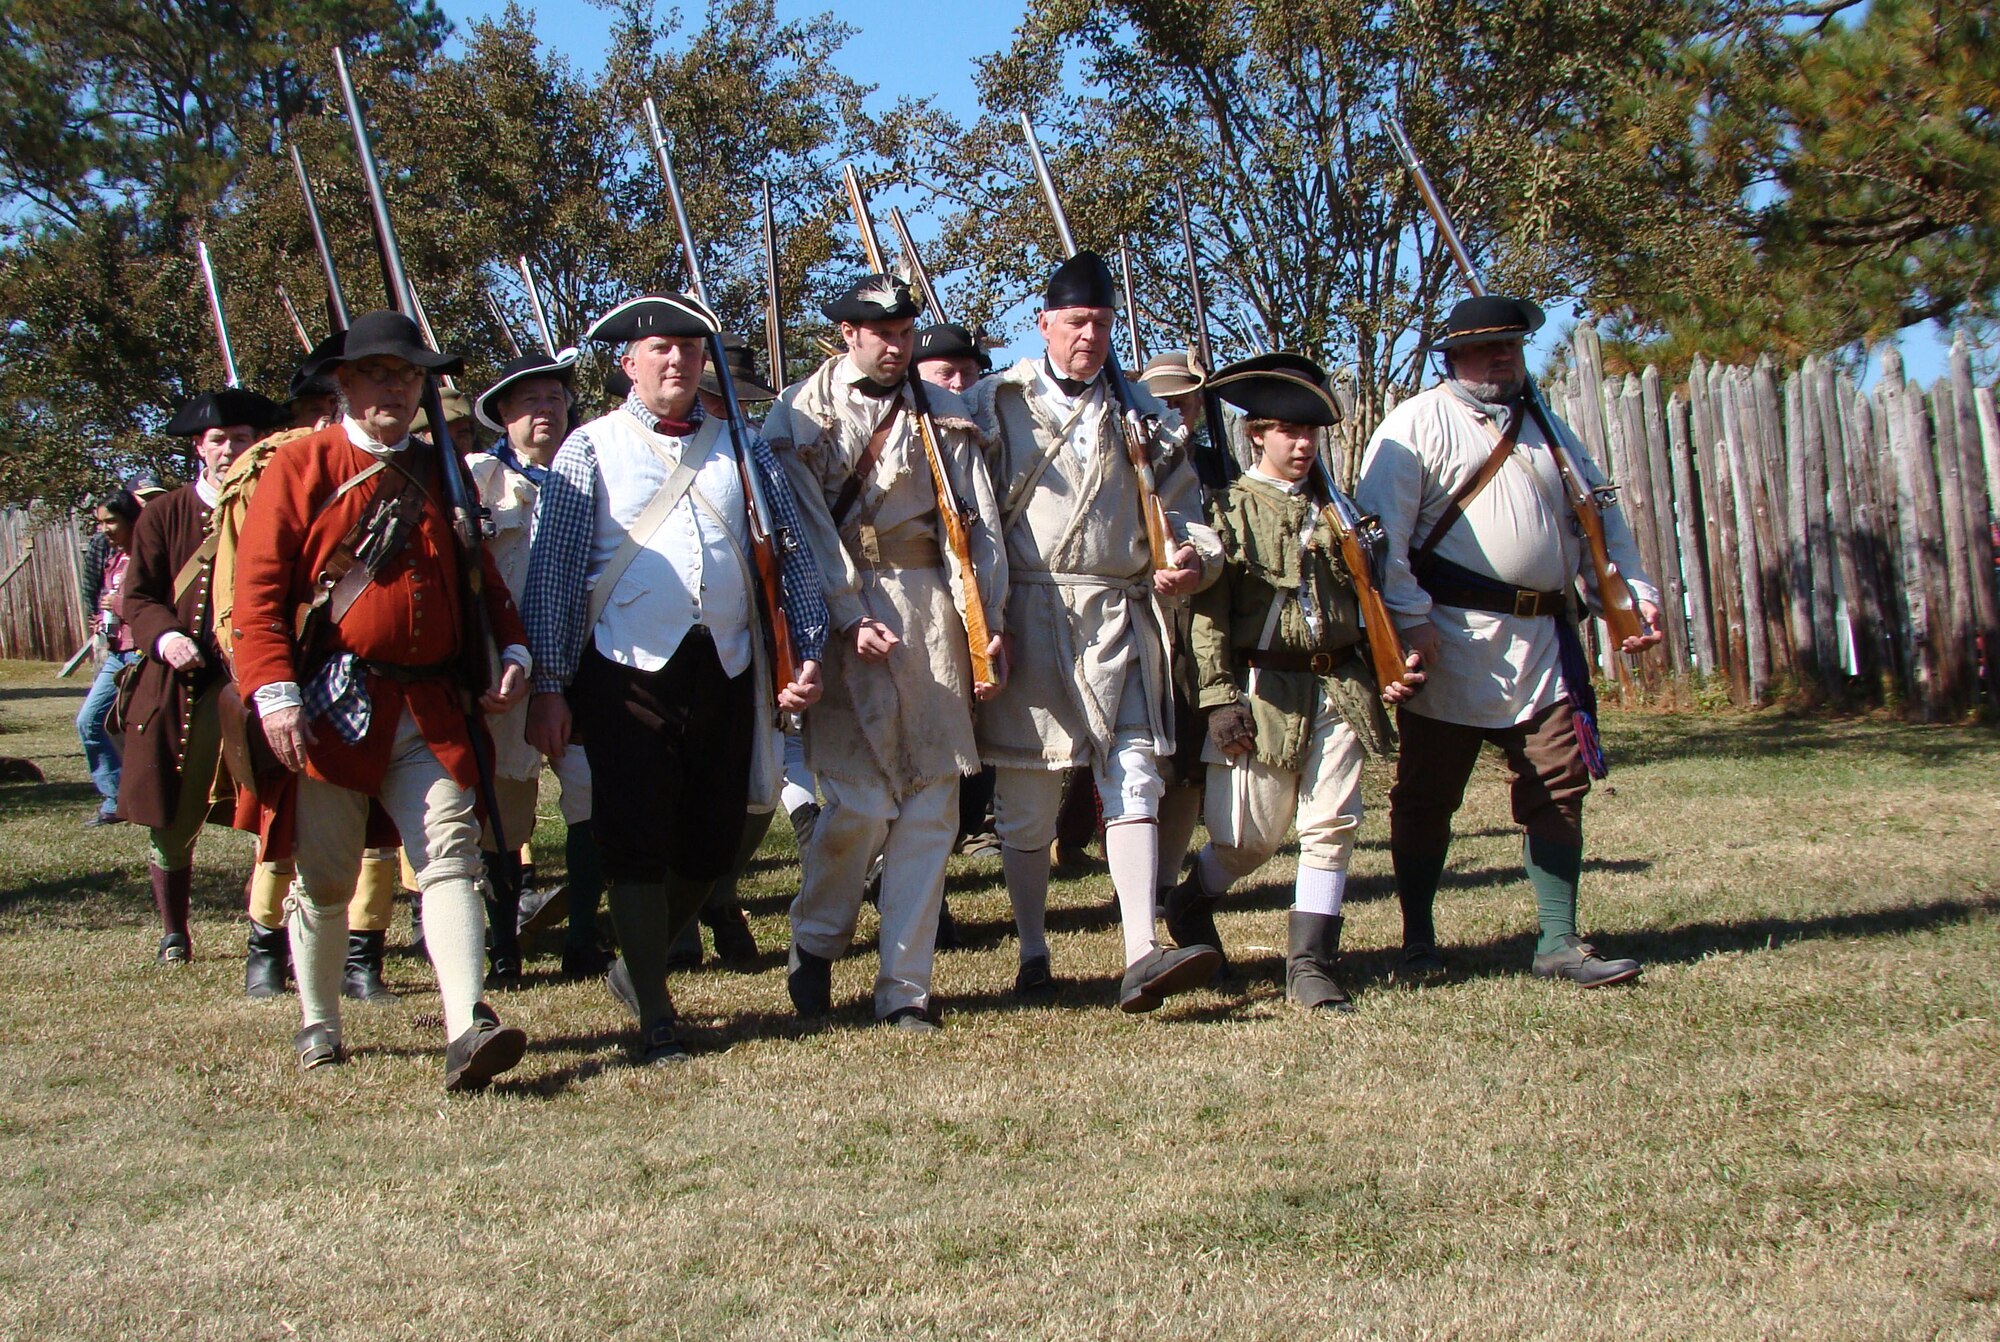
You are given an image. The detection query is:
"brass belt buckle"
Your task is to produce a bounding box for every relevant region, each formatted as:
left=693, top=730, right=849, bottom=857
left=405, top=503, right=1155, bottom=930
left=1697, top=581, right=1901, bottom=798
left=1513, top=589, right=1539, bottom=617
left=1309, top=651, right=1334, bottom=674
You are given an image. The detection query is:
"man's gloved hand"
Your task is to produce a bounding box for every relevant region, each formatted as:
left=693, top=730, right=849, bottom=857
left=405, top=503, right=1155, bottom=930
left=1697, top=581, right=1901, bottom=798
left=1208, top=702, right=1256, bottom=758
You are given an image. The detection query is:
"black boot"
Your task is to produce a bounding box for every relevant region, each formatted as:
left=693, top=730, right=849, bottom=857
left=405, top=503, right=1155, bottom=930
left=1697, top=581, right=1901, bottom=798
left=245, top=920, right=289, bottom=999
left=482, top=849, right=524, bottom=986
left=1164, top=869, right=1227, bottom=967
left=342, top=930, right=397, bottom=1002
left=1285, top=911, right=1354, bottom=1012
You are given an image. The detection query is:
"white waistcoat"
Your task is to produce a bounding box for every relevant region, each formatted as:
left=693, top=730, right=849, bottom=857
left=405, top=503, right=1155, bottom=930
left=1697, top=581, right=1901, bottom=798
left=584, top=409, right=754, bottom=678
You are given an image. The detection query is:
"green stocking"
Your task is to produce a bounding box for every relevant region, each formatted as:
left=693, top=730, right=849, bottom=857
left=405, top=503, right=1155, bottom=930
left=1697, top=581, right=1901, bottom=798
left=1524, top=836, right=1583, bottom=956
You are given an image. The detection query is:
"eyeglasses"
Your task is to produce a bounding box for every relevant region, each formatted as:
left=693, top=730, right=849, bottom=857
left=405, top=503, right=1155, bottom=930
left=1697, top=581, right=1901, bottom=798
left=347, top=360, right=426, bottom=388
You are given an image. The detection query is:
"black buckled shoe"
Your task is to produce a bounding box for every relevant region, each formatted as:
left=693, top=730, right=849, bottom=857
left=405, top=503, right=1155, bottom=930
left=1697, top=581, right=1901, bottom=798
left=562, top=942, right=614, bottom=980
left=443, top=1003, right=527, bottom=1093
left=1392, top=944, right=1448, bottom=985
left=1164, top=872, right=1226, bottom=967
left=1118, top=944, right=1222, bottom=1014
left=787, top=946, right=833, bottom=1019
left=342, top=931, right=397, bottom=1003
left=517, top=883, right=570, bottom=938
left=1531, top=935, right=1642, bottom=988
left=294, top=1022, right=345, bottom=1071
left=707, top=908, right=759, bottom=964
left=157, top=933, right=191, bottom=966
left=245, top=921, right=289, bottom=999
left=1012, top=953, right=1055, bottom=999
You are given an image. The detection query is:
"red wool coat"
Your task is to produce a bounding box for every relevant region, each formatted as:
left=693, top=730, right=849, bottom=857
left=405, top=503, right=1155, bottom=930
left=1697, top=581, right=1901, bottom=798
left=231, top=426, right=528, bottom=806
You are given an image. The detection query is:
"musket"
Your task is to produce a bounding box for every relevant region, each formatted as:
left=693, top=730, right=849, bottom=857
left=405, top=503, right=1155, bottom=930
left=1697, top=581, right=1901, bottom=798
left=484, top=290, right=524, bottom=359
left=1385, top=119, right=1645, bottom=648
left=642, top=95, right=801, bottom=699
left=886, top=206, right=947, bottom=325
left=287, top=143, right=350, bottom=333
left=516, top=255, right=558, bottom=357
left=1171, top=180, right=1240, bottom=489
left=196, top=240, right=240, bottom=387
left=760, top=184, right=787, bottom=389
left=405, top=281, right=457, bottom=391
left=1321, top=479, right=1415, bottom=695
left=1018, top=113, right=1173, bottom=570
left=841, top=166, right=996, bottom=689
left=276, top=284, right=313, bottom=352
left=1117, top=237, right=1145, bottom=365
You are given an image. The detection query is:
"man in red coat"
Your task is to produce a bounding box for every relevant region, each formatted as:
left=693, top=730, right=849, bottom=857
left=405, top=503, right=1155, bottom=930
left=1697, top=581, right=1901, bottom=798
left=118, top=388, right=283, bottom=964
left=232, top=310, right=533, bottom=1091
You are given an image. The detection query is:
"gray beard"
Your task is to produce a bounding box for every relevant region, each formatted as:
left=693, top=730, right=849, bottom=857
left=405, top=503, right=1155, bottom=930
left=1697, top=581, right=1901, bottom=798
left=1455, top=373, right=1525, bottom=405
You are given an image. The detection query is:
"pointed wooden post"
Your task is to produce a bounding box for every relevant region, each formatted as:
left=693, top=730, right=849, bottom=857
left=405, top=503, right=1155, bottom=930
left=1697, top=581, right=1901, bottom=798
left=1667, top=392, right=1717, bottom=676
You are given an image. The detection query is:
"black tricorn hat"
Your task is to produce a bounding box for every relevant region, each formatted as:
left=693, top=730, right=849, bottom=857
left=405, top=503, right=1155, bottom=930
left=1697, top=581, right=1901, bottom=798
left=1208, top=352, right=1341, bottom=427
left=164, top=388, right=286, bottom=437
left=913, top=323, right=991, bottom=371
left=475, top=348, right=580, bottom=432
left=306, top=309, right=464, bottom=376
left=822, top=273, right=923, bottom=325
left=696, top=333, right=778, bottom=403
left=287, top=333, right=344, bottom=402
left=1430, top=295, right=1545, bottom=351
left=585, top=293, right=720, bottom=343
left=1043, top=249, right=1117, bottom=310
left=604, top=365, right=633, bottom=402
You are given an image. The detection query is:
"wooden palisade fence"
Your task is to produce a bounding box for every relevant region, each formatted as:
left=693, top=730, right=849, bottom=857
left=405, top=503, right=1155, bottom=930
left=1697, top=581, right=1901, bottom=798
left=1540, top=325, right=2000, bottom=720
left=0, top=508, right=90, bottom=664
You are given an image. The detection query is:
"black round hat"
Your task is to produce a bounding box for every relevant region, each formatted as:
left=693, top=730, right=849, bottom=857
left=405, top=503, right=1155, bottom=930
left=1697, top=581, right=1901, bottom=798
left=822, top=274, right=923, bottom=325
left=475, top=349, right=579, bottom=432
left=1043, top=250, right=1117, bottom=310
left=913, top=323, right=991, bottom=371
left=697, top=333, right=777, bottom=402
left=1207, top=352, right=1341, bottom=427
left=164, top=388, right=286, bottom=437
left=1429, top=295, right=1545, bottom=351
left=586, top=293, right=721, bottom=343
left=304, top=309, right=464, bottom=377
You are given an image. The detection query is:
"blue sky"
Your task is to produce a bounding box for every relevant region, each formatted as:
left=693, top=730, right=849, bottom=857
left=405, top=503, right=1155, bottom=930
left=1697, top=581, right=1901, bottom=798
left=437, top=0, right=1957, bottom=389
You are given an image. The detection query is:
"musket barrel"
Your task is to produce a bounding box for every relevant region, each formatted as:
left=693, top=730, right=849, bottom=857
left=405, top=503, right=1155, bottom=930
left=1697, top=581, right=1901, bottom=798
left=888, top=207, right=948, bottom=325
left=277, top=284, right=313, bottom=352
left=842, top=165, right=887, bottom=273
left=1172, top=182, right=1214, bottom=372
left=517, top=255, right=557, bottom=356
left=332, top=46, right=414, bottom=315
left=484, top=290, right=524, bottom=359
left=642, top=97, right=709, bottom=301
left=196, top=239, right=240, bottom=387
left=761, top=183, right=786, bottom=387
left=1017, top=113, right=1078, bottom=258
left=1385, top=122, right=1484, bottom=296
left=289, top=143, right=350, bottom=332
left=1118, top=238, right=1145, bottom=365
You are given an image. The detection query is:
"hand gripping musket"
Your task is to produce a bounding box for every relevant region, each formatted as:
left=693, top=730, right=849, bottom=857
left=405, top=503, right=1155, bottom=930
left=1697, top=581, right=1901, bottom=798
left=196, top=240, right=240, bottom=387
left=1385, top=120, right=1645, bottom=648
left=1171, top=181, right=1241, bottom=490
left=643, top=95, right=801, bottom=701
left=332, top=44, right=511, bottom=849
left=516, top=255, right=558, bottom=358
left=1018, top=114, right=1173, bottom=571
left=761, top=185, right=788, bottom=387
left=288, top=143, right=351, bottom=334
left=484, top=290, right=524, bottom=359
left=840, top=166, right=996, bottom=689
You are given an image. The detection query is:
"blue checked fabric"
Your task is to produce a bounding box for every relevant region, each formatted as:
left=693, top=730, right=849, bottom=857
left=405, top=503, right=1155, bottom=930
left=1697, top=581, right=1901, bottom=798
left=523, top=390, right=829, bottom=694
left=302, top=651, right=372, bottom=744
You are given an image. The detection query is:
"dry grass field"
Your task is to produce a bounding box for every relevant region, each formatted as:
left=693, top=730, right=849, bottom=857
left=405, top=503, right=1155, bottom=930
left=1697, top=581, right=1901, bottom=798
left=0, top=657, right=1995, bottom=1340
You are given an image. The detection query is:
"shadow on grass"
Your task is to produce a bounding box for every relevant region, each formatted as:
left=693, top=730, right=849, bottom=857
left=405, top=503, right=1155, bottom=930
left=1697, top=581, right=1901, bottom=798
left=0, top=683, right=91, bottom=704
left=1605, top=712, right=1997, bottom=770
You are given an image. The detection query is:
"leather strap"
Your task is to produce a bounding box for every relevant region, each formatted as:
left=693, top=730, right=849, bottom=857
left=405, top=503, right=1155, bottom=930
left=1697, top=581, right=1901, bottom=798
left=1236, top=645, right=1357, bottom=675
left=1414, top=400, right=1526, bottom=566
left=1418, top=574, right=1569, bottom=618
left=830, top=399, right=902, bottom=526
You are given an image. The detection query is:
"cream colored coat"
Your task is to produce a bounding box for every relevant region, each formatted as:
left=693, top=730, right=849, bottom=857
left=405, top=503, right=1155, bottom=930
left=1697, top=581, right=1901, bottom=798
left=468, top=450, right=542, bottom=781
left=966, top=358, right=1220, bottom=771
left=763, top=357, right=1007, bottom=798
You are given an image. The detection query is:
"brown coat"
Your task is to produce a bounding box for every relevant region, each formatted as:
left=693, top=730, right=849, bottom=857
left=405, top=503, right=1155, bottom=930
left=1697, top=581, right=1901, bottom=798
left=115, top=484, right=227, bottom=829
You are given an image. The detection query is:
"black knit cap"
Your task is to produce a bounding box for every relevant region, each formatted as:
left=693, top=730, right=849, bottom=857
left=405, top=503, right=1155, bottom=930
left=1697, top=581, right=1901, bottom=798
left=1043, top=250, right=1116, bottom=310
left=164, top=389, right=286, bottom=437
left=1207, top=352, right=1341, bottom=427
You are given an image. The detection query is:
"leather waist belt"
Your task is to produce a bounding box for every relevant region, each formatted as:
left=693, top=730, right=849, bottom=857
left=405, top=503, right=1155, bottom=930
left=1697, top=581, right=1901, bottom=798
left=856, top=534, right=943, bottom=570
left=360, top=658, right=456, bottom=684
left=1237, top=646, right=1356, bottom=675
left=1420, top=577, right=1569, bottom=618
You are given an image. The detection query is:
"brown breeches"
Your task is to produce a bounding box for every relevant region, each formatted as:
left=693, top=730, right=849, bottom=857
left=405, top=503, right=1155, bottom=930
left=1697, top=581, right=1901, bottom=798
left=1388, top=699, right=1590, bottom=852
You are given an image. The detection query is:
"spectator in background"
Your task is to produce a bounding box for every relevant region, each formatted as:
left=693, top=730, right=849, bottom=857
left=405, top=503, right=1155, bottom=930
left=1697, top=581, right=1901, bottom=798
left=76, top=489, right=143, bottom=826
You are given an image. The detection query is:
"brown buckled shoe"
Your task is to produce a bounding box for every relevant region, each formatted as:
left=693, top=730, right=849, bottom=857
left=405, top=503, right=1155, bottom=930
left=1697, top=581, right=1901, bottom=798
left=443, top=1003, right=527, bottom=1093
left=1531, top=935, right=1641, bottom=988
